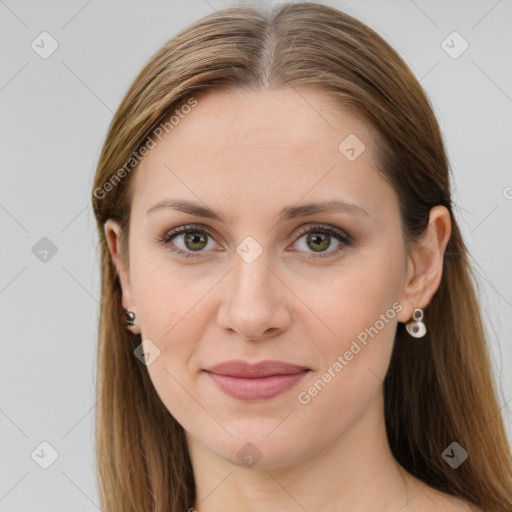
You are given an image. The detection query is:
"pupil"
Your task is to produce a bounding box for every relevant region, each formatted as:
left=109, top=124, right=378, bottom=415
left=185, top=231, right=207, bottom=251
left=307, top=233, right=330, bottom=252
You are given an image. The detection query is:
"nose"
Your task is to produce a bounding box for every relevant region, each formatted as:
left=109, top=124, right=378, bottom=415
left=216, top=248, right=291, bottom=342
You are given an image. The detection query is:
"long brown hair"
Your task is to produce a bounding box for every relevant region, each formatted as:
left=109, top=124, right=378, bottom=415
left=91, top=3, right=512, bottom=511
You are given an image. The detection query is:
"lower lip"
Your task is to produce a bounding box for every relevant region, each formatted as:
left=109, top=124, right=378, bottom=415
left=205, top=371, right=309, bottom=401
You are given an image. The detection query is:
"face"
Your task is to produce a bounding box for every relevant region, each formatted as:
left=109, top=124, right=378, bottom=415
left=107, top=87, right=415, bottom=469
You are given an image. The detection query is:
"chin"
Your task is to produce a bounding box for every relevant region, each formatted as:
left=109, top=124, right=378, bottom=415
left=194, top=426, right=316, bottom=471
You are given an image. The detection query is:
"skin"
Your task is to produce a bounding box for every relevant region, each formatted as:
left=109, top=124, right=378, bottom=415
left=104, top=87, right=479, bottom=511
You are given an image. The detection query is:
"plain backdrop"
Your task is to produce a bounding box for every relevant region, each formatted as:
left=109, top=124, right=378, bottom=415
left=1, top=0, right=511, bottom=510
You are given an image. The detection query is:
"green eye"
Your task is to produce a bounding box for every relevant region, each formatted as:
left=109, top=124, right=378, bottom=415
left=291, top=224, right=351, bottom=259
left=182, top=230, right=209, bottom=251
left=160, top=223, right=352, bottom=260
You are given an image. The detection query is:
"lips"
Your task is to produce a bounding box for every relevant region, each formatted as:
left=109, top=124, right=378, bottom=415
left=205, top=360, right=309, bottom=378
left=203, top=360, right=310, bottom=400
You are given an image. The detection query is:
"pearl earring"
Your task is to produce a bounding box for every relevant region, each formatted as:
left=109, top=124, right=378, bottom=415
left=125, top=310, right=135, bottom=327
left=405, top=308, right=426, bottom=338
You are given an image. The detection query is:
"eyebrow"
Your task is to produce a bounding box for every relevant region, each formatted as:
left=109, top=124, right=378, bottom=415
left=145, top=198, right=369, bottom=222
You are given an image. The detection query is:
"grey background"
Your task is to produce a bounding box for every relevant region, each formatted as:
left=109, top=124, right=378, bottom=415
left=1, top=0, right=511, bottom=510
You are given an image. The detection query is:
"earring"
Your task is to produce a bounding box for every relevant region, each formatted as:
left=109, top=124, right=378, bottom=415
left=405, top=308, right=426, bottom=338
left=125, top=310, right=135, bottom=327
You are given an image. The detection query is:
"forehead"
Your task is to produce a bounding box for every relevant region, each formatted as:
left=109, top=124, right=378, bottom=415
left=130, top=87, right=394, bottom=223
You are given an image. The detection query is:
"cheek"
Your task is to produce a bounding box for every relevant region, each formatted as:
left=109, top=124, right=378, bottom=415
left=130, top=246, right=215, bottom=341
left=129, top=252, right=227, bottom=416
left=293, top=250, right=404, bottom=351
left=291, top=264, right=401, bottom=453
left=290, top=252, right=404, bottom=415
left=130, top=255, right=215, bottom=428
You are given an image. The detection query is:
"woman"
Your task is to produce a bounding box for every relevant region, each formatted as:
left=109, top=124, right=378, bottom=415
left=91, top=2, right=512, bottom=511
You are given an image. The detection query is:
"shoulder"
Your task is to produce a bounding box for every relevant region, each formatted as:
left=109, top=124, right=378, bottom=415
left=414, top=486, right=483, bottom=512
left=400, top=473, right=483, bottom=512
left=399, top=468, right=485, bottom=512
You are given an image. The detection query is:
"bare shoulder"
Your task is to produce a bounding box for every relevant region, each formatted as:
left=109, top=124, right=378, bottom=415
left=415, top=485, right=483, bottom=512
left=399, top=469, right=485, bottom=512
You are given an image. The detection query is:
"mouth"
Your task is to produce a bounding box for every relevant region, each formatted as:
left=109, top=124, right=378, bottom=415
left=203, top=360, right=311, bottom=401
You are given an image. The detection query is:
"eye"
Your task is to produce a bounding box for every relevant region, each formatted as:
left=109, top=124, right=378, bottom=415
left=290, top=224, right=352, bottom=259
left=158, top=224, right=219, bottom=258
left=158, top=223, right=352, bottom=259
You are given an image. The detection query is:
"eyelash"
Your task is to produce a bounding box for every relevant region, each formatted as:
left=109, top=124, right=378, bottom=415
left=157, top=223, right=353, bottom=260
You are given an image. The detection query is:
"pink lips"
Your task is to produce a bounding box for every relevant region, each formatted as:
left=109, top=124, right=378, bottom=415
left=203, top=360, right=310, bottom=401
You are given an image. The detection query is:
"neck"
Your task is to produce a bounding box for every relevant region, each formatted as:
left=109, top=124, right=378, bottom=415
left=186, top=390, right=421, bottom=512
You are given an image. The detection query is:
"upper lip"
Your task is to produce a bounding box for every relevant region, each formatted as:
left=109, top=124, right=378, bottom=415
left=204, top=360, right=310, bottom=378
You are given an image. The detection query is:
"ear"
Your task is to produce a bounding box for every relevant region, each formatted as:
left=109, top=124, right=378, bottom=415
left=104, top=219, right=141, bottom=334
left=397, top=205, right=452, bottom=323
